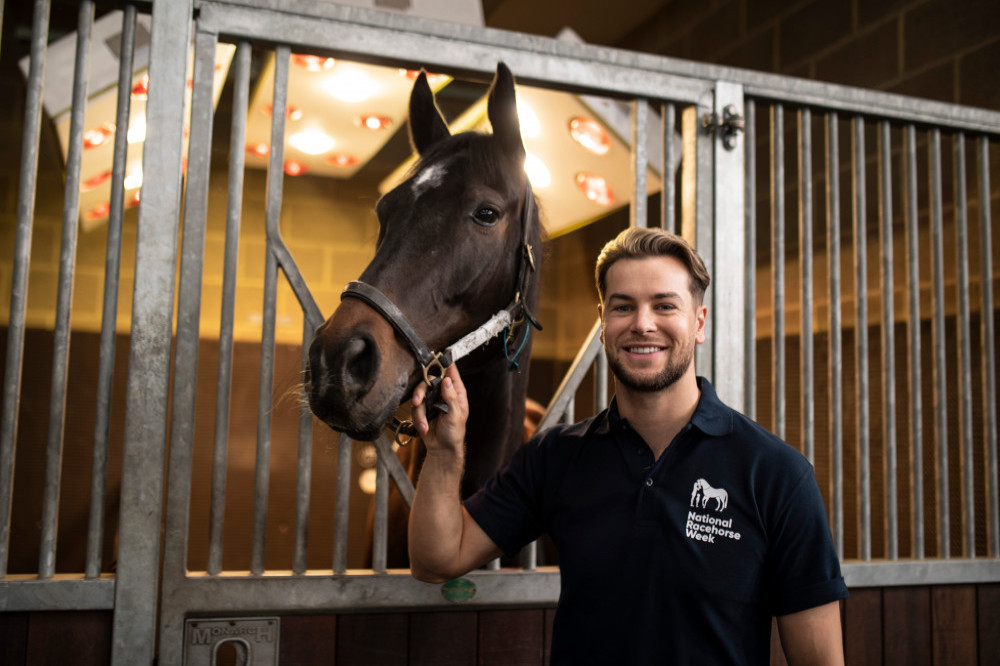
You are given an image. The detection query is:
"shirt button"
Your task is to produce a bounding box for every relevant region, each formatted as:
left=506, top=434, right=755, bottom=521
left=645, top=478, right=654, bottom=487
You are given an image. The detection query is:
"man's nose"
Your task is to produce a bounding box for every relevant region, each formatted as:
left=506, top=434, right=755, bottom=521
left=632, top=305, right=656, bottom=332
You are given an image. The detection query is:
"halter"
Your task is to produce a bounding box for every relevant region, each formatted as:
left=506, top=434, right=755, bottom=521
left=341, top=182, right=542, bottom=444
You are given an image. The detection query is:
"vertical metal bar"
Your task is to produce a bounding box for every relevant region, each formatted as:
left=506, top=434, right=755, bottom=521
left=661, top=102, right=676, bottom=232
left=978, top=137, right=998, bottom=558
left=928, top=128, right=950, bottom=559
left=207, top=40, right=251, bottom=575
left=770, top=104, right=785, bottom=440
left=158, top=28, right=218, bottom=664
left=333, top=432, right=352, bottom=573
left=953, top=133, right=975, bottom=557
left=852, top=115, right=871, bottom=561
left=564, top=397, right=575, bottom=425
left=905, top=124, right=924, bottom=559
left=826, top=112, right=844, bottom=558
left=631, top=99, right=648, bottom=228
left=798, top=108, right=814, bottom=464
left=372, top=447, right=389, bottom=573
left=744, top=100, right=756, bottom=422
left=595, top=349, right=609, bottom=412
left=294, top=322, right=314, bottom=575
left=38, top=0, right=94, bottom=580
left=0, top=0, right=50, bottom=579
left=87, top=2, right=136, bottom=581
left=878, top=121, right=898, bottom=560
left=113, top=0, right=193, bottom=660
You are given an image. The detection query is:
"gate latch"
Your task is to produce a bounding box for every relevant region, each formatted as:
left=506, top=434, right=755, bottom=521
left=702, top=105, right=744, bottom=150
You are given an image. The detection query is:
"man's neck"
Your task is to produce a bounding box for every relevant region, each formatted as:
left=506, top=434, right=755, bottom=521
left=616, top=372, right=701, bottom=460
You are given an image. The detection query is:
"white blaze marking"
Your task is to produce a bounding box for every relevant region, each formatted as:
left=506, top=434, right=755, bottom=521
left=411, top=163, right=447, bottom=198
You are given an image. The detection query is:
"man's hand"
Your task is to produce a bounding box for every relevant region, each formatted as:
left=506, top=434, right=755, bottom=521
left=412, top=364, right=469, bottom=457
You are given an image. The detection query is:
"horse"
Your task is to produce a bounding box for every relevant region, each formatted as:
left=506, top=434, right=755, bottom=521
left=690, top=478, right=729, bottom=512
left=306, top=63, right=542, bottom=567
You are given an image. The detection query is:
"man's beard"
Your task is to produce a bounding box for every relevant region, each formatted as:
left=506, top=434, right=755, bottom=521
left=606, top=341, right=694, bottom=393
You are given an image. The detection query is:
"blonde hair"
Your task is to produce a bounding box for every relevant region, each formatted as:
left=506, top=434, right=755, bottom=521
left=595, top=227, right=711, bottom=304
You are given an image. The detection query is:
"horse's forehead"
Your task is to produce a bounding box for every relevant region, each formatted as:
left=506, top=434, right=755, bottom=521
left=410, top=161, right=449, bottom=199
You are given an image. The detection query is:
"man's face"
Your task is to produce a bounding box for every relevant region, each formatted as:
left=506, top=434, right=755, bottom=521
left=598, top=256, right=707, bottom=393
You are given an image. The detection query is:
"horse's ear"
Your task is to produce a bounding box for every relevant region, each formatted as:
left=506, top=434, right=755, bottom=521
left=487, top=62, right=525, bottom=163
left=408, top=70, right=451, bottom=155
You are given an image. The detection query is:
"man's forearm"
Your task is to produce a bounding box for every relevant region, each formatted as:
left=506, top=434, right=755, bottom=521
left=408, top=449, right=468, bottom=582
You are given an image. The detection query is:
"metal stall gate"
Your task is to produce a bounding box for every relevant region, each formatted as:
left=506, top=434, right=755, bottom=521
left=0, top=0, right=997, bottom=664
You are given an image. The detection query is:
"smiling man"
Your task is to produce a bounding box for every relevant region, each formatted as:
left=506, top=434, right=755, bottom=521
left=408, top=227, right=848, bottom=665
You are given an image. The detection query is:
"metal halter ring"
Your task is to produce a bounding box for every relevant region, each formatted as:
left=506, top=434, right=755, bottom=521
left=422, top=352, right=449, bottom=386
left=394, top=420, right=416, bottom=447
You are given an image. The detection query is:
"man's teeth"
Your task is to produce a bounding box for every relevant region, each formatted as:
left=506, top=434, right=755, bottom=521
left=628, top=346, right=661, bottom=354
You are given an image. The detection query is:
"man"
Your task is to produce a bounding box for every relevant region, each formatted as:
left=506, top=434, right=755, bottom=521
left=408, top=227, right=848, bottom=665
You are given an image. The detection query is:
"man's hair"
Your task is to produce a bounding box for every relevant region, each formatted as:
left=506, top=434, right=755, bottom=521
left=595, top=227, right=711, bottom=304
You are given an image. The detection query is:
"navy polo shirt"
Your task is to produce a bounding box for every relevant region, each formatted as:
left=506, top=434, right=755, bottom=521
left=465, top=377, right=848, bottom=665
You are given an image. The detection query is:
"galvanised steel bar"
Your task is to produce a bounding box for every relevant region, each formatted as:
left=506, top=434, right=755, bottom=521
left=661, top=102, right=676, bottom=233
left=744, top=100, right=756, bottom=422
left=251, top=43, right=292, bottom=577
left=294, top=322, right=313, bottom=575
left=0, top=0, right=49, bottom=579
left=953, top=133, right=975, bottom=558
left=905, top=124, right=925, bottom=559
left=978, top=137, right=998, bottom=558
left=928, top=128, right=950, bottom=559
left=852, top=116, right=871, bottom=561
left=770, top=104, right=785, bottom=440
left=87, top=2, right=136, bottom=581
left=334, top=432, right=352, bottom=574
left=160, top=27, right=219, bottom=645
left=538, top=320, right=602, bottom=432
left=595, top=346, right=608, bottom=412
left=798, top=108, right=814, bottom=465
left=39, top=0, right=93, bottom=580
left=826, top=112, right=844, bottom=558
left=113, top=0, right=193, bottom=659
left=631, top=99, right=648, bottom=228
left=878, top=121, right=898, bottom=560
left=373, top=451, right=389, bottom=573
left=208, top=40, right=252, bottom=576
left=564, top=397, right=575, bottom=425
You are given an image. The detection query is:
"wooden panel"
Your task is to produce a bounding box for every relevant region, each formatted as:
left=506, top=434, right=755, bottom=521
left=844, top=588, right=883, bottom=665
left=336, top=612, right=409, bottom=666
left=979, top=583, right=1000, bottom=666
left=408, top=611, right=477, bottom=665
left=0, top=612, right=28, bottom=665
left=543, top=608, right=556, bottom=664
left=931, top=585, right=977, bottom=666
left=883, top=586, right=931, bottom=666
left=769, top=616, right=789, bottom=666
left=279, top=615, right=337, bottom=665
left=26, top=611, right=112, bottom=665
left=478, top=609, right=545, bottom=666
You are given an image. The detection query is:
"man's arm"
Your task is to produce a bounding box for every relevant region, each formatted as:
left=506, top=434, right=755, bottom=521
left=776, top=601, right=844, bottom=666
left=408, top=365, right=503, bottom=583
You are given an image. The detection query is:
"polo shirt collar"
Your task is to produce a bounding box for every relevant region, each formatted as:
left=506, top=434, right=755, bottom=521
left=589, top=376, right=733, bottom=438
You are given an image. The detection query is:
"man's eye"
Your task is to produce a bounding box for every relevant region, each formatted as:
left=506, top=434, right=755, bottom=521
left=473, top=206, right=500, bottom=226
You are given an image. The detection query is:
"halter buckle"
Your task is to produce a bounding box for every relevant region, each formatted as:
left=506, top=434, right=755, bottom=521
left=422, top=352, right=449, bottom=386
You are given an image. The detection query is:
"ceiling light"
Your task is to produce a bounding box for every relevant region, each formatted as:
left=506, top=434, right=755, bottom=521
left=524, top=152, right=550, bottom=188
left=261, top=103, right=303, bottom=121
left=83, top=122, right=115, bottom=149
left=569, top=117, right=610, bottom=155
left=323, top=68, right=378, bottom=103
left=289, top=129, right=335, bottom=155
left=284, top=161, right=307, bottom=176
left=246, top=142, right=269, bottom=157
left=355, top=114, right=392, bottom=130
left=131, top=74, right=149, bottom=100
left=123, top=166, right=143, bottom=189
left=326, top=154, right=359, bottom=168
left=86, top=202, right=110, bottom=221
left=81, top=170, right=112, bottom=191
left=517, top=99, right=540, bottom=138
left=575, top=172, right=614, bottom=206
left=292, top=53, right=336, bottom=72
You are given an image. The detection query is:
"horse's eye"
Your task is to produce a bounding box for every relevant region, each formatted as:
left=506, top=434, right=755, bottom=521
left=472, top=206, right=500, bottom=227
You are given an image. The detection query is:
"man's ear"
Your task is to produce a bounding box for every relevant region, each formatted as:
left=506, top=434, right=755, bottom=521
left=694, top=304, right=708, bottom=344
left=597, top=303, right=605, bottom=343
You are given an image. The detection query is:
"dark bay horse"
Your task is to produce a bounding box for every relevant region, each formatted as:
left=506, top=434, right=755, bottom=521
left=307, top=63, right=542, bottom=566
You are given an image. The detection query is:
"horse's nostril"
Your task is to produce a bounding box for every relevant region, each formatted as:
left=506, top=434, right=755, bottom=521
left=340, top=333, right=379, bottom=397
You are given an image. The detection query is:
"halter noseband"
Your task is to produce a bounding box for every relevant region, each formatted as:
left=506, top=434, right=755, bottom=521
left=340, top=182, right=542, bottom=444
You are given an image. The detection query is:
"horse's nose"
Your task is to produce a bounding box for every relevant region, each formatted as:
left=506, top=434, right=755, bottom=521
left=311, top=330, right=380, bottom=400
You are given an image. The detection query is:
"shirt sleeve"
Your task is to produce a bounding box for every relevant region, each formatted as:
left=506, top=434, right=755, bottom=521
left=765, top=466, right=849, bottom=616
left=463, top=428, right=555, bottom=557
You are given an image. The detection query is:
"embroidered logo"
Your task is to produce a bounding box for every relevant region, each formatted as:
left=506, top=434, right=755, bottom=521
left=690, top=477, right=728, bottom=511
left=686, top=478, right=741, bottom=544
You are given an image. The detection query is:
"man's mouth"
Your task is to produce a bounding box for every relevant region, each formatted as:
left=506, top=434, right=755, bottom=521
left=625, top=345, right=665, bottom=355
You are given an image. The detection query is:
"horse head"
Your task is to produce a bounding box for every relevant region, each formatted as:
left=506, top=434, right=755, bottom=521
left=307, top=63, right=540, bottom=459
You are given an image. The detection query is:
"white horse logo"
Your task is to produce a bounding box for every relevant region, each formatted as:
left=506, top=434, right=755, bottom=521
left=690, top=478, right=729, bottom=512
